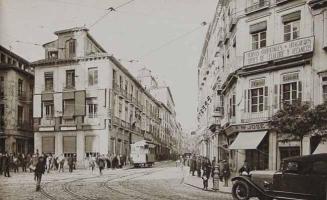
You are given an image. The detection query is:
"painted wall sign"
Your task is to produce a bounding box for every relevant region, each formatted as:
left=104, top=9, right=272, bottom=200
left=244, top=36, right=314, bottom=66
left=225, top=122, right=270, bottom=136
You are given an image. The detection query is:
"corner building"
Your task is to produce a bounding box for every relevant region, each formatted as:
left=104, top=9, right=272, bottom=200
left=0, top=46, right=34, bottom=154
left=33, top=27, right=162, bottom=164
left=197, top=0, right=327, bottom=187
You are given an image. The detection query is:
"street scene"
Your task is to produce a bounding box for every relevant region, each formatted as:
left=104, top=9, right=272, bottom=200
left=1, top=0, right=327, bottom=199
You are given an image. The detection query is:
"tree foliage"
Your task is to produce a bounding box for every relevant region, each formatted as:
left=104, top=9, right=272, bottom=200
left=269, top=101, right=313, bottom=140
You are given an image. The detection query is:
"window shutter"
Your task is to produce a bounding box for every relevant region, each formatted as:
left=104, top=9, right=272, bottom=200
left=63, top=136, right=76, bottom=153
left=280, top=84, right=283, bottom=108
left=264, top=86, right=268, bottom=110
left=273, top=85, right=278, bottom=109
left=74, top=91, right=86, bottom=116
left=244, top=90, right=247, bottom=112
left=247, top=90, right=251, bottom=112
left=298, top=81, right=302, bottom=102
left=282, top=11, right=301, bottom=24
left=249, top=21, right=267, bottom=34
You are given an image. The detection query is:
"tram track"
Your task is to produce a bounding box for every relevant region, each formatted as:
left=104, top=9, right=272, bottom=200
left=102, top=168, right=165, bottom=200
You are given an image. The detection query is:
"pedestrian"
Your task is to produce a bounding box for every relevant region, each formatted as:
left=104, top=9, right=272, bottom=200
left=89, top=156, right=95, bottom=172
left=190, top=155, right=196, bottom=176
left=112, top=155, right=118, bottom=169
left=202, top=158, right=211, bottom=190
left=0, top=153, right=3, bottom=175
left=196, top=156, right=202, bottom=177
left=46, top=154, right=52, bottom=173
left=221, top=160, right=230, bottom=187
left=97, top=156, right=105, bottom=175
left=239, top=161, right=251, bottom=175
left=106, top=154, right=111, bottom=169
left=73, top=154, right=77, bottom=170
left=68, top=155, right=74, bottom=173
left=35, top=156, right=45, bottom=191
left=58, top=154, right=65, bottom=172
left=3, top=153, right=10, bottom=177
left=21, top=154, right=26, bottom=172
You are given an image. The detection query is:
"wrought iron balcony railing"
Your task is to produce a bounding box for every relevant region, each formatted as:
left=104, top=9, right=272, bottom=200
left=245, top=1, right=270, bottom=14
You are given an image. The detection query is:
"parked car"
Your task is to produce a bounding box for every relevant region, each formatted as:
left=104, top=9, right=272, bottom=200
left=231, top=153, right=327, bottom=200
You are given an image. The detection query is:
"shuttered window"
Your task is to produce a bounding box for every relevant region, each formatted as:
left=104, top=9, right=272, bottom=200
left=42, top=137, right=55, bottom=153
left=85, top=136, right=97, bottom=153
left=44, top=72, right=53, bottom=91
left=63, top=99, right=75, bottom=117
left=63, top=136, right=76, bottom=154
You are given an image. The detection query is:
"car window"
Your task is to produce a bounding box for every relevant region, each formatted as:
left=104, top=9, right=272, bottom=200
left=283, top=161, right=299, bottom=173
left=312, top=161, right=327, bottom=175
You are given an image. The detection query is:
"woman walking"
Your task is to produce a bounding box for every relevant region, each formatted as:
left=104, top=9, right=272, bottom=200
left=35, top=156, right=45, bottom=191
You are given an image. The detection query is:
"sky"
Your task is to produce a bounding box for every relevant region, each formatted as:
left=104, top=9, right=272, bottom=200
left=0, top=0, right=217, bottom=133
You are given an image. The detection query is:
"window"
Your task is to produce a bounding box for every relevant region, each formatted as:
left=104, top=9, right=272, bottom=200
left=284, top=20, right=300, bottom=41
left=66, top=39, right=76, bottom=58
left=88, top=103, right=98, bottom=118
left=63, top=99, right=75, bottom=117
left=0, top=54, right=5, bottom=63
left=44, top=102, right=54, bottom=118
left=251, top=88, right=264, bottom=112
left=65, top=70, right=75, bottom=88
left=252, top=31, right=266, bottom=50
left=0, top=104, right=4, bottom=129
left=88, top=68, right=98, bottom=86
left=18, top=106, right=23, bottom=127
left=7, top=57, right=12, bottom=64
left=229, top=94, right=236, bottom=117
left=48, top=51, right=58, bottom=59
left=18, top=79, right=23, bottom=97
left=282, top=82, right=301, bottom=105
left=44, top=72, right=53, bottom=91
left=0, top=77, right=4, bottom=97
left=322, top=76, right=327, bottom=103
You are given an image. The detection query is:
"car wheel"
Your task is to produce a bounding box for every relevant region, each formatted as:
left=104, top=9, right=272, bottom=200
left=232, top=180, right=250, bottom=200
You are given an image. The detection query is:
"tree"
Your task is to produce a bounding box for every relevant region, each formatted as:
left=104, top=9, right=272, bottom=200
left=269, top=101, right=313, bottom=155
left=310, top=102, right=327, bottom=136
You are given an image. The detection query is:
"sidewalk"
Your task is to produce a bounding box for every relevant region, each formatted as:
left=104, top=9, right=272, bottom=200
left=183, top=167, right=232, bottom=194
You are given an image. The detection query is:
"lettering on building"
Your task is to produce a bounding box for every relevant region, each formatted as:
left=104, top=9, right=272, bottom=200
left=244, top=36, right=314, bottom=66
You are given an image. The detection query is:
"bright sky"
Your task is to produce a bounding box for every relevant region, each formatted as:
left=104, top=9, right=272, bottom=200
left=0, top=0, right=217, bottom=133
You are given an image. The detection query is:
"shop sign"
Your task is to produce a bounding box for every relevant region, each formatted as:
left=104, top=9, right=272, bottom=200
left=225, top=122, right=270, bottom=136
left=244, top=36, right=314, bottom=66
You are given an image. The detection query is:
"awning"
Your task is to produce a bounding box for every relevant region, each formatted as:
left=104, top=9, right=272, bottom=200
left=313, top=141, right=327, bottom=154
left=229, top=131, right=267, bottom=150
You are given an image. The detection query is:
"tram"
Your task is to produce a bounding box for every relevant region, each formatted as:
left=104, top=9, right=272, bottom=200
left=130, top=140, right=156, bottom=167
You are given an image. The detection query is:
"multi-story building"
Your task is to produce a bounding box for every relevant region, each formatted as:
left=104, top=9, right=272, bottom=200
left=137, top=68, right=183, bottom=158
left=32, top=27, right=164, bottom=164
left=0, top=45, right=34, bottom=154
left=197, top=0, right=327, bottom=188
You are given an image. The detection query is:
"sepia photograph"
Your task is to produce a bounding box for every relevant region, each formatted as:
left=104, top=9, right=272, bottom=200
left=0, top=0, right=326, bottom=199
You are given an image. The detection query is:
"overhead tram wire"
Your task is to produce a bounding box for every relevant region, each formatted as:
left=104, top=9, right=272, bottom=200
left=138, top=21, right=207, bottom=59
left=87, top=0, right=137, bottom=29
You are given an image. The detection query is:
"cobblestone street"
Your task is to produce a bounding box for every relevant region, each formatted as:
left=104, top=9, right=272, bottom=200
left=0, top=162, right=233, bottom=200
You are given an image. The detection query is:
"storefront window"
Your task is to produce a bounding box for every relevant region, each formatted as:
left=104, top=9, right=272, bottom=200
left=279, top=146, right=300, bottom=161
left=245, top=135, right=269, bottom=170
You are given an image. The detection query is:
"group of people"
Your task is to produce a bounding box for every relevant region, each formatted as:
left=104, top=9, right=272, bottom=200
left=185, top=155, right=232, bottom=190
left=87, top=154, right=127, bottom=175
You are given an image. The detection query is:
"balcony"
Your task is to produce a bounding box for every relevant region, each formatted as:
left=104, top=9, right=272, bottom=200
left=40, top=117, right=55, bottom=127
left=63, top=84, right=75, bottom=91
left=17, top=90, right=26, bottom=100
left=245, top=1, right=270, bottom=15
left=241, top=107, right=273, bottom=124
left=229, top=17, right=238, bottom=32
left=112, top=116, right=121, bottom=126
left=276, top=0, right=296, bottom=5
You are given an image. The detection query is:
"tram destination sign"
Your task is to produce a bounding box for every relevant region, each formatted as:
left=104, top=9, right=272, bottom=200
left=244, top=36, right=314, bottom=66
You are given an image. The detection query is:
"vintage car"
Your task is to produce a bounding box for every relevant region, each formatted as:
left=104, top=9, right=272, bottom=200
left=231, top=153, right=327, bottom=200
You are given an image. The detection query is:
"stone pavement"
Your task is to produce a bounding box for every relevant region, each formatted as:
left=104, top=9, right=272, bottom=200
left=182, top=166, right=232, bottom=193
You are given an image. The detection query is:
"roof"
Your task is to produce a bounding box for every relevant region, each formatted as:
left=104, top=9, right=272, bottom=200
left=283, top=153, right=327, bottom=163
left=0, top=63, right=34, bottom=77
left=0, top=45, right=30, bottom=64
left=54, top=27, right=89, bottom=35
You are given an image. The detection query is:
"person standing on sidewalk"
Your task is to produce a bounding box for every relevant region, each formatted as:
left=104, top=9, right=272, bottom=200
left=3, top=153, right=10, bottom=177
left=35, top=156, right=45, bottom=191
left=196, top=156, right=202, bottom=177
left=68, top=155, right=74, bottom=173
left=97, top=155, right=105, bottom=175
left=202, top=158, right=211, bottom=190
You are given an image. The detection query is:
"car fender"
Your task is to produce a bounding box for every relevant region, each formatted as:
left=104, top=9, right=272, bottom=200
left=232, top=176, right=275, bottom=199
